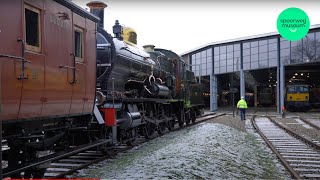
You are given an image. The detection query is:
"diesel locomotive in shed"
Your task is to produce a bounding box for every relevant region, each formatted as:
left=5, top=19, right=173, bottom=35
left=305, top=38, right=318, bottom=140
left=0, top=0, right=204, bottom=178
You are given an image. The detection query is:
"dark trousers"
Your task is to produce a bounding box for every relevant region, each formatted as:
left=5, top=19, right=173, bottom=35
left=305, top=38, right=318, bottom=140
left=239, top=108, right=246, bottom=120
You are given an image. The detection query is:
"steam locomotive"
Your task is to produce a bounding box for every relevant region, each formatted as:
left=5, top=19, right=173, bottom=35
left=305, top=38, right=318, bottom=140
left=0, top=0, right=204, bottom=178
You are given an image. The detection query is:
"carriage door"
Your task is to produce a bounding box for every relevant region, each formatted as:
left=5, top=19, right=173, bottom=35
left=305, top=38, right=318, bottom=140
left=41, top=1, right=73, bottom=117
left=18, top=2, right=45, bottom=119
left=0, top=1, right=23, bottom=120
left=69, top=13, right=87, bottom=115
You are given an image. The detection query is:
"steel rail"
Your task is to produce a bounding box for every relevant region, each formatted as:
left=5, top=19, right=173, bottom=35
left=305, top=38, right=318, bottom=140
left=251, top=115, right=301, bottom=180
left=3, top=139, right=111, bottom=177
left=295, top=113, right=320, bottom=131
left=47, top=113, right=226, bottom=178
left=268, top=116, right=320, bottom=151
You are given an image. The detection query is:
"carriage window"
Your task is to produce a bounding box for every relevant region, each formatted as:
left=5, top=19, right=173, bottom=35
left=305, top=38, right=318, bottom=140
left=25, top=4, right=41, bottom=52
left=74, top=27, right=84, bottom=62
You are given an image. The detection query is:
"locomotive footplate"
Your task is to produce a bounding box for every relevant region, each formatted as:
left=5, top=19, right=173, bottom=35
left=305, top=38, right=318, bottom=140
left=122, top=97, right=184, bottom=103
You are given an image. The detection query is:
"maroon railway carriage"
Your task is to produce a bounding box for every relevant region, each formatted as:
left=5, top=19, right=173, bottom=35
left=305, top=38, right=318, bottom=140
left=0, top=0, right=97, bottom=121
left=0, top=0, right=102, bottom=178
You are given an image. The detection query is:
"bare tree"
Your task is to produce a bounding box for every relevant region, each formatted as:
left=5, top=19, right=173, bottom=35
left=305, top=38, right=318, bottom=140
left=291, top=37, right=320, bottom=63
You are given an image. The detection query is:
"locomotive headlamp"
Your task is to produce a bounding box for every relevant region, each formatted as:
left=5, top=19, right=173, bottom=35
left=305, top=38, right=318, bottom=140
left=113, top=20, right=123, bottom=41
left=95, top=91, right=106, bottom=105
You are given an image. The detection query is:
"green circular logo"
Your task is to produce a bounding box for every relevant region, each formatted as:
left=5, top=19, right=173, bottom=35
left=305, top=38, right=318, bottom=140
left=277, top=7, right=310, bottom=41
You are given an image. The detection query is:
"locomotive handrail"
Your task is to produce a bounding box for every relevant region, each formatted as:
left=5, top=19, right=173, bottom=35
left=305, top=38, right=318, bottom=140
left=70, top=53, right=77, bottom=84
left=59, top=65, right=79, bottom=70
left=17, top=39, right=29, bottom=80
left=0, top=39, right=32, bottom=80
left=97, top=63, right=111, bottom=67
left=0, top=54, right=31, bottom=63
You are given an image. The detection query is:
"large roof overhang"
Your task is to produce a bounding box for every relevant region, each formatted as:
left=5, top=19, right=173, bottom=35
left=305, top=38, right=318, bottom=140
left=180, top=24, right=320, bottom=56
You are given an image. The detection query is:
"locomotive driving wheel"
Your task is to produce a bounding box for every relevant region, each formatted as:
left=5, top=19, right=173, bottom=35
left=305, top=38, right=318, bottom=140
left=178, top=110, right=185, bottom=127
left=191, top=111, right=197, bottom=123
left=144, top=121, right=156, bottom=139
left=157, top=115, right=167, bottom=135
left=185, top=111, right=191, bottom=125
left=167, top=115, right=176, bottom=131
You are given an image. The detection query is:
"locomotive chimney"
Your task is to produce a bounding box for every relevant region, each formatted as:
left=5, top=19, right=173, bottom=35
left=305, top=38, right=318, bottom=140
left=86, top=1, right=107, bottom=28
left=143, top=45, right=156, bottom=52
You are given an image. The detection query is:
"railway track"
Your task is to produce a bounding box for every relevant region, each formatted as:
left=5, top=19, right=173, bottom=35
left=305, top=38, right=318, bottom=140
left=293, top=112, right=320, bottom=131
left=252, top=115, right=320, bottom=179
left=44, top=113, right=225, bottom=178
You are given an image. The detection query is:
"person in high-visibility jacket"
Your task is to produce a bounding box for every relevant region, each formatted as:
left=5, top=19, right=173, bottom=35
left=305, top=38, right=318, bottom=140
left=237, top=96, right=248, bottom=121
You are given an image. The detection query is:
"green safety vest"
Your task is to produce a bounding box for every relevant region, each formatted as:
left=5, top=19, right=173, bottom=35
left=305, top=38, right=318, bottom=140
left=237, top=99, right=248, bottom=109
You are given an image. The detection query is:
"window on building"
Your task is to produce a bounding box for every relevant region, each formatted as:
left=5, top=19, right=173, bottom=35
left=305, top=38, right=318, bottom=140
left=220, top=66, right=226, bottom=73
left=268, top=38, right=277, bottom=44
left=234, top=44, right=240, bottom=51
left=227, top=45, right=233, bottom=52
left=259, top=45, right=268, bottom=53
left=259, top=40, right=268, bottom=46
left=214, top=67, right=219, bottom=74
left=269, top=58, right=277, bottom=67
left=201, top=50, right=206, bottom=58
left=243, top=49, right=250, bottom=56
left=25, top=4, right=41, bottom=52
left=243, top=63, right=250, bottom=70
left=243, top=56, right=250, bottom=63
left=259, top=52, right=268, bottom=61
left=269, top=51, right=277, bottom=59
left=74, top=27, right=84, bottom=62
left=227, top=59, right=233, bottom=66
left=207, top=48, right=212, bottom=57
left=251, top=54, right=258, bottom=62
left=214, top=55, right=220, bottom=62
left=214, top=61, right=219, bottom=68
left=220, top=46, right=226, bottom=54
left=214, top=47, right=219, bottom=54
left=227, top=65, right=233, bottom=72
left=227, top=52, right=233, bottom=59
left=251, top=47, right=258, bottom=55
left=268, top=42, right=278, bottom=51
left=251, top=41, right=258, bottom=47
left=243, top=42, right=250, bottom=49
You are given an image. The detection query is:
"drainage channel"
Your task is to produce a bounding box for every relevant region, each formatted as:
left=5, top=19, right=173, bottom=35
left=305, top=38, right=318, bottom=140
left=252, top=116, right=320, bottom=179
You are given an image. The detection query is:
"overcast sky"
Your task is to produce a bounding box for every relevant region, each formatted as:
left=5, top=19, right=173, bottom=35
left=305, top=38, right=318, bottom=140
left=73, top=0, right=320, bottom=55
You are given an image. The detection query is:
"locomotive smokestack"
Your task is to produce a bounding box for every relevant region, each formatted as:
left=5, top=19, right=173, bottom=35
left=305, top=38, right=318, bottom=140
left=143, top=45, right=155, bottom=52
left=86, top=1, right=107, bottom=28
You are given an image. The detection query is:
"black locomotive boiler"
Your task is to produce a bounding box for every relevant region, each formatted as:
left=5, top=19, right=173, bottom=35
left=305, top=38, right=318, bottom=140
left=90, top=2, right=205, bottom=144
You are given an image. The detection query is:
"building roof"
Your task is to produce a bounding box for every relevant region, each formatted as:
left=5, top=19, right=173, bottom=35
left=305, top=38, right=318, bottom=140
left=180, top=24, right=320, bottom=56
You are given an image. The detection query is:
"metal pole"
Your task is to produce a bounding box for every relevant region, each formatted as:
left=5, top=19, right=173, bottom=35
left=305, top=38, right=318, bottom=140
left=199, top=64, right=201, bottom=83
left=280, top=61, right=285, bottom=117
left=112, top=77, right=115, bottom=108
left=277, top=36, right=281, bottom=114
left=231, top=74, right=235, bottom=117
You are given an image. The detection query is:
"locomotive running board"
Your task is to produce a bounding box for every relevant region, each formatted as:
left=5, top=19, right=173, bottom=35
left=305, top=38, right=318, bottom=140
left=3, top=139, right=111, bottom=177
